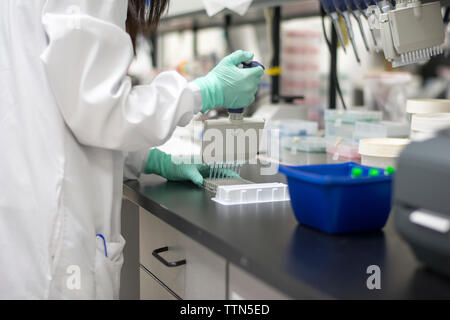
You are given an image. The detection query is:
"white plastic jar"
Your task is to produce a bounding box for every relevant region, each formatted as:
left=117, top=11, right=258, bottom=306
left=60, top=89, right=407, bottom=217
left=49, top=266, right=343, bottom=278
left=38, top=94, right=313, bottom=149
left=411, top=114, right=450, bottom=141
left=359, top=138, right=410, bottom=168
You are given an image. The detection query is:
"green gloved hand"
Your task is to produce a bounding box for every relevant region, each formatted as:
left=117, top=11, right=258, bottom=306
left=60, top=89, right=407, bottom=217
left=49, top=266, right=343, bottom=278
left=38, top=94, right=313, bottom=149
left=145, top=149, right=240, bottom=186
left=194, top=50, right=265, bottom=113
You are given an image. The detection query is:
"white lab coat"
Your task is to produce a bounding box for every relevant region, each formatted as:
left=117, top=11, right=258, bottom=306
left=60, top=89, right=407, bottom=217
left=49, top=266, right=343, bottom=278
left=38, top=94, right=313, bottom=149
left=0, top=0, right=202, bottom=299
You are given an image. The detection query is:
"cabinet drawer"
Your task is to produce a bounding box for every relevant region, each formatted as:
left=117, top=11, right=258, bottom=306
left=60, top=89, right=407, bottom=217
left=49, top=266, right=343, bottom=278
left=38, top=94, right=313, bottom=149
left=140, top=267, right=178, bottom=300
left=139, top=208, right=226, bottom=299
left=229, top=264, right=290, bottom=300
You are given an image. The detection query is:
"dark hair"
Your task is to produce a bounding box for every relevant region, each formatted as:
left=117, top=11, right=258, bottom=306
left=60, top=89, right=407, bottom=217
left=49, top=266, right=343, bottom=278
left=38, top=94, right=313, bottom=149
left=127, top=0, right=170, bottom=48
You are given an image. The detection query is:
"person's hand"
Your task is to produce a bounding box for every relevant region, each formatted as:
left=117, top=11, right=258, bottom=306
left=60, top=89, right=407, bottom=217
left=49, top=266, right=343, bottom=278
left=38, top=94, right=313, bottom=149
left=194, top=50, right=264, bottom=113
left=145, top=149, right=239, bottom=186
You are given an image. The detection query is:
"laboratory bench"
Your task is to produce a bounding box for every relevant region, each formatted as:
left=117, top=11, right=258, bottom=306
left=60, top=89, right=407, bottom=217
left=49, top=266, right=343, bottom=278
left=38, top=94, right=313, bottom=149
left=119, top=159, right=450, bottom=300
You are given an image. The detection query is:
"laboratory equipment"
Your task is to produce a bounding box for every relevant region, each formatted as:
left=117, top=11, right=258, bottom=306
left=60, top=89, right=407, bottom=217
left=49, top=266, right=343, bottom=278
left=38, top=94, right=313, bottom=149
left=354, top=0, right=380, bottom=50
left=325, top=110, right=383, bottom=160
left=410, top=113, right=450, bottom=141
left=394, top=129, right=450, bottom=277
left=283, top=137, right=327, bottom=153
left=201, top=61, right=266, bottom=176
left=202, top=61, right=266, bottom=193
left=326, top=139, right=361, bottom=160
left=334, top=0, right=361, bottom=62
left=280, top=137, right=328, bottom=166
left=253, top=104, right=309, bottom=123
left=374, top=0, right=445, bottom=67
left=325, top=110, right=383, bottom=141
left=345, top=0, right=371, bottom=51
left=406, top=99, right=450, bottom=114
left=266, top=119, right=319, bottom=159
left=268, top=120, right=318, bottom=138
left=364, top=72, right=413, bottom=122
left=212, top=183, right=290, bottom=206
left=321, top=0, right=348, bottom=52
left=279, top=162, right=393, bottom=234
left=354, top=121, right=410, bottom=140
left=365, top=0, right=384, bottom=50
left=204, top=176, right=253, bottom=194
left=359, top=138, right=410, bottom=168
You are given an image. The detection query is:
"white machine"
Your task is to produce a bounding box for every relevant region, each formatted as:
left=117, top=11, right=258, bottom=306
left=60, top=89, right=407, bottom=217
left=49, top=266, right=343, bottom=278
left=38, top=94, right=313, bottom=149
left=372, top=0, right=446, bottom=67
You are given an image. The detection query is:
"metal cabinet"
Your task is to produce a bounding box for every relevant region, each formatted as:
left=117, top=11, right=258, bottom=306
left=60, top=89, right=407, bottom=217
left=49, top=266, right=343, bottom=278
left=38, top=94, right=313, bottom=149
left=139, top=208, right=227, bottom=300
left=137, top=207, right=290, bottom=300
left=228, top=264, right=289, bottom=300
left=140, top=267, right=178, bottom=300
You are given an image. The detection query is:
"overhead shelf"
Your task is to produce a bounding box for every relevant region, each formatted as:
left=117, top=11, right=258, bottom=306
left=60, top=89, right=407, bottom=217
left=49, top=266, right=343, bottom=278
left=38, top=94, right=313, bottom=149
left=159, top=0, right=320, bottom=34
left=165, top=0, right=307, bottom=19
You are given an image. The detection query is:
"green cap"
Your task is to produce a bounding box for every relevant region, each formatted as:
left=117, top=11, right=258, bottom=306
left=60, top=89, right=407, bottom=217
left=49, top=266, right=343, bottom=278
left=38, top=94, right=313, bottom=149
left=351, top=167, right=363, bottom=178
left=369, top=168, right=381, bottom=177
left=385, top=166, right=396, bottom=175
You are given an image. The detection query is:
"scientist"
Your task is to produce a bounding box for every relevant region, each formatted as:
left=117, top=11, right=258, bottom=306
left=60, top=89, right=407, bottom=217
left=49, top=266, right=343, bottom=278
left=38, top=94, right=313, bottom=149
left=0, top=0, right=263, bottom=299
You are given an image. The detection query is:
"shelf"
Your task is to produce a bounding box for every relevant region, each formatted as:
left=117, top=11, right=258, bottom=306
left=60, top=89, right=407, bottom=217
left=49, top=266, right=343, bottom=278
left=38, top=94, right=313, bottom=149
left=159, top=0, right=320, bottom=34
left=165, top=0, right=307, bottom=19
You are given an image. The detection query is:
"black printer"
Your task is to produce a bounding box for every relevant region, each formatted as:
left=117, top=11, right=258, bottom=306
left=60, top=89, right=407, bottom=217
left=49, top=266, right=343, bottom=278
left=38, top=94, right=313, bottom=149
left=394, top=128, right=450, bottom=277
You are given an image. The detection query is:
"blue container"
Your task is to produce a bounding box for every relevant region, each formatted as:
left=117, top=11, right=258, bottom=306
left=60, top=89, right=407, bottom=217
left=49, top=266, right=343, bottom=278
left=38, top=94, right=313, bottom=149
left=279, top=162, right=393, bottom=234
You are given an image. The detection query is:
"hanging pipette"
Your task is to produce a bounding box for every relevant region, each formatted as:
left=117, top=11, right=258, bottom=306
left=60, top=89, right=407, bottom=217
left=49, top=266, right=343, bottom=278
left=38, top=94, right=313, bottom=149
left=345, top=0, right=370, bottom=52
left=333, top=0, right=361, bottom=63
left=354, top=0, right=379, bottom=51
left=321, top=0, right=348, bottom=53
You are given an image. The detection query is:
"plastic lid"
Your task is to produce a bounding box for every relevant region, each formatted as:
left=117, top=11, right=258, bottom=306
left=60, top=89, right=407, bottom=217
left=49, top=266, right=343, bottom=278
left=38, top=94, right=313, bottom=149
left=359, top=138, right=410, bottom=158
left=406, top=99, right=450, bottom=114
left=411, top=113, right=450, bottom=133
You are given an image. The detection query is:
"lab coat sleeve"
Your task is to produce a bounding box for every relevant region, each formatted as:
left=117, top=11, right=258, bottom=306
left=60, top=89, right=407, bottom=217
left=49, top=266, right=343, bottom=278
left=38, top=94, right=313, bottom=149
left=40, top=0, right=203, bottom=152
left=123, top=149, right=151, bottom=181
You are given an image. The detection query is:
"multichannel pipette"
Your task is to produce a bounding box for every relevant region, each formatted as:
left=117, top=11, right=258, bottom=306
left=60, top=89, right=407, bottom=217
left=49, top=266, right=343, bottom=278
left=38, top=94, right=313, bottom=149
left=321, top=0, right=348, bottom=53
left=345, top=0, right=370, bottom=52
left=202, top=61, right=266, bottom=191
left=354, top=0, right=380, bottom=51
left=334, top=0, right=361, bottom=62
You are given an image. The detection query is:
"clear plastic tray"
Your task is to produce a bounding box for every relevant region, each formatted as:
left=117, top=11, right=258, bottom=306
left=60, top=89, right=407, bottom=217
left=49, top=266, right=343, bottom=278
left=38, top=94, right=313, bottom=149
left=267, top=120, right=318, bottom=137
left=212, top=183, right=290, bottom=206
left=325, top=110, right=383, bottom=125
left=283, top=136, right=326, bottom=153
left=325, top=110, right=383, bottom=142
left=354, top=122, right=388, bottom=141
left=326, top=138, right=361, bottom=160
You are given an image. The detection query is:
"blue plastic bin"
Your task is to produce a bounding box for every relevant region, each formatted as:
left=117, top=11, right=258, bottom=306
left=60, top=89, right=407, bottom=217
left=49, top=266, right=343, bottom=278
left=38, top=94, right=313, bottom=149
left=279, top=163, right=393, bottom=234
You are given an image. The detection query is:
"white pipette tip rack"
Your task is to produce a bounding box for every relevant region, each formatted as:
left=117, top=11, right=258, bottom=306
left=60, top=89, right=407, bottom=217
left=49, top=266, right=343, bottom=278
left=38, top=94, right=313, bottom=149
left=212, top=183, right=290, bottom=206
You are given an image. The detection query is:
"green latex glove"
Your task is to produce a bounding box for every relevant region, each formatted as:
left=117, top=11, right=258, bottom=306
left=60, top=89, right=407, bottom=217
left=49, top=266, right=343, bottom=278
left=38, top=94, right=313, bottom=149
left=145, top=149, right=240, bottom=186
left=194, top=50, right=265, bottom=113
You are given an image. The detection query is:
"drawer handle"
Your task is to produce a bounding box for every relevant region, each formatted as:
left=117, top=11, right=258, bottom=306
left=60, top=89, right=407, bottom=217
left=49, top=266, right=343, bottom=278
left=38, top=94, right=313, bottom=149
left=152, top=247, right=186, bottom=268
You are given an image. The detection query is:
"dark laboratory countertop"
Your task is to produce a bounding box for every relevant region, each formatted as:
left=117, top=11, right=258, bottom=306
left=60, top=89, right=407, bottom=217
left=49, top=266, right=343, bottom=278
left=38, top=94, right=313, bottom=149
left=124, top=161, right=450, bottom=300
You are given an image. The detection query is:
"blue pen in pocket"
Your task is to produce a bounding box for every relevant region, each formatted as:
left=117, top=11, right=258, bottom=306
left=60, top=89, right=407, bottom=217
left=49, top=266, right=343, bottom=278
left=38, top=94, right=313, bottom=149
left=96, top=234, right=108, bottom=258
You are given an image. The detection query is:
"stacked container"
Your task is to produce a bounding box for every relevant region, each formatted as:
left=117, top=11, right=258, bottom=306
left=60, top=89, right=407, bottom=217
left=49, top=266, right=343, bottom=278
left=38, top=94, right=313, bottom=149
left=324, top=110, right=383, bottom=160
left=282, top=136, right=327, bottom=165
left=407, top=99, right=450, bottom=141
left=359, top=138, right=410, bottom=168
left=265, top=120, right=319, bottom=163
